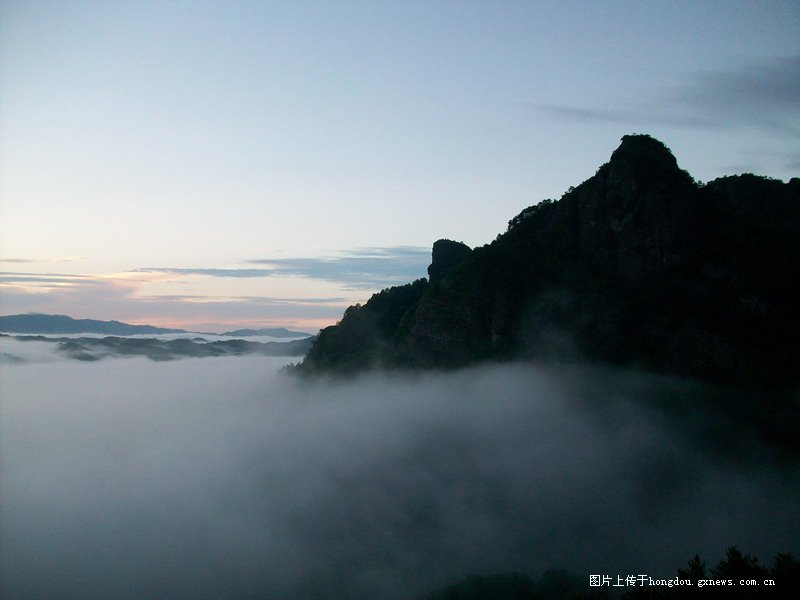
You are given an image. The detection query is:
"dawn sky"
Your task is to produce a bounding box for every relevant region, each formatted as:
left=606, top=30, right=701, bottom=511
left=1, top=0, right=797, bottom=332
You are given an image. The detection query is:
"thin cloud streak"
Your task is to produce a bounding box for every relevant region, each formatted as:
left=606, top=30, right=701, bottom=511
left=0, top=271, right=96, bottom=279
left=237, top=296, right=349, bottom=305
left=0, top=276, right=96, bottom=285
left=130, top=246, right=432, bottom=290
left=537, top=103, right=722, bottom=130
left=248, top=245, right=431, bottom=290
left=130, top=268, right=279, bottom=278
left=689, top=55, right=800, bottom=113
left=140, top=294, right=348, bottom=306
left=681, top=55, right=800, bottom=138
left=0, top=272, right=110, bottom=291
left=537, top=55, right=800, bottom=136
left=0, top=258, right=83, bottom=264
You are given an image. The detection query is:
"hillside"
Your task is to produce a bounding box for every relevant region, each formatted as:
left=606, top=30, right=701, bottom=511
left=220, top=327, right=311, bottom=338
left=0, top=314, right=188, bottom=335
left=297, top=135, right=800, bottom=387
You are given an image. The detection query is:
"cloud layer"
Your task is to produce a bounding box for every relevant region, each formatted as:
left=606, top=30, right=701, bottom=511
left=247, top=246, right=431, bottom=290
left=541, top=55, right=800, bottom=132
left=130, top=246, right=432, bottom=290
left=1, top=356, right=797, bottom=599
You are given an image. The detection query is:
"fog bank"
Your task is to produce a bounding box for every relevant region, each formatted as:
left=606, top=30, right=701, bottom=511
left=1, top=355, right=798, bottom=599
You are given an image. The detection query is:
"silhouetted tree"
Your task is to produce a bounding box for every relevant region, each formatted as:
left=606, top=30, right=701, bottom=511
left=769, top=553, right=800, bottom=600
left=712, top=546, right=769, bottom=581
left=678, top=554, right=708, bottom=583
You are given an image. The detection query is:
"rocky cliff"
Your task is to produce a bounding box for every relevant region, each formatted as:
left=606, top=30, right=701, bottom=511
left=297, top=135, right=799, bottom=386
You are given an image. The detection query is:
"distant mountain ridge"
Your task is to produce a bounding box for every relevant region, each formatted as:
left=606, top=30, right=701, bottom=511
left=220, top=327, right=312, bottom=338
left=0, top=314, right=312, bottom=338
left=297, top=134, right=800, bottom=387
left=0, top=314, right=188, bottom=335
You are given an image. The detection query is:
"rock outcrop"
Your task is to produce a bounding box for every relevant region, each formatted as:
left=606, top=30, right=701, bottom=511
left=427, top=239, right=472, bottom=284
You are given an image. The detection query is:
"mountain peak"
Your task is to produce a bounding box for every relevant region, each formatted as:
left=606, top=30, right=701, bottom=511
left=295, top=134, right=800, bottom=387
left=612, top=133, right=677, bottom=162
left=427, top=239, right=472, bottom=284
left=604, top=134, right=687, bottom=184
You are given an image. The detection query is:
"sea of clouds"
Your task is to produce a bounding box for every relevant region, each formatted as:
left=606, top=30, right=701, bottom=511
left=1, top=340, right=798, bottom=599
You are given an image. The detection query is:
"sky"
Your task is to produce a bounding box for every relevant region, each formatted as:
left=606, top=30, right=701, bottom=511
left=1, top=0, right=798, bottom=332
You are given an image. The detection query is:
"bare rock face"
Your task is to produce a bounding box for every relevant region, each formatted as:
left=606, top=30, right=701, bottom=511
left=427, top=239, right=472, bottom=284
left=408, top=272, right=489, bottom=366
left=571, top=134, right=698, bottom=278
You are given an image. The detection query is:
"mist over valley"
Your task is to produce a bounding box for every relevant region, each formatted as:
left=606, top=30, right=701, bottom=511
left=1, top=352, right=798, bottom=599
